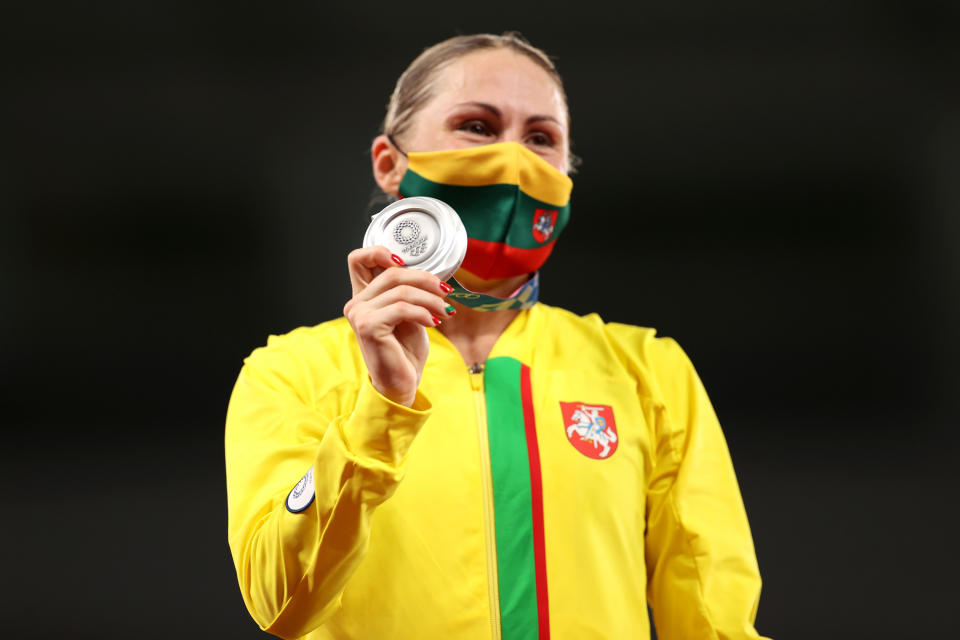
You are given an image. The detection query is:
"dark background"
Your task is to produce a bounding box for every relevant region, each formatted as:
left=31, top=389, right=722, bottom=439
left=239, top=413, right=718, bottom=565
left=3, top=1, right=959, bottom=638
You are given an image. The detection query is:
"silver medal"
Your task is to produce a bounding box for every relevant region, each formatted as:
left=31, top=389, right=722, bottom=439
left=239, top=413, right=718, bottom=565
left=363, top=196, right=467, bottom=283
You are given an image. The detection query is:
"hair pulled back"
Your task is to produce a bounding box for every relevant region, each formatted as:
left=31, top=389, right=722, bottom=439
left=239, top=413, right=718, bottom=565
left=381, top=31, right=578, bottom=170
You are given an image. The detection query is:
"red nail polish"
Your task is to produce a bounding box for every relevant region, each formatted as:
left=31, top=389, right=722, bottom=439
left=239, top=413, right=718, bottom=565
left=432, top=316, right=442, bottom=326
left=391, top=254, right=405, bottom=266
left=439, top=282, right=453, bottom=294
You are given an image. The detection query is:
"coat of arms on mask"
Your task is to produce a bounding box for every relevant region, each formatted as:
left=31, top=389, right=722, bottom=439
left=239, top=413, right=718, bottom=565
left=532, top=208, right=558, bottom=243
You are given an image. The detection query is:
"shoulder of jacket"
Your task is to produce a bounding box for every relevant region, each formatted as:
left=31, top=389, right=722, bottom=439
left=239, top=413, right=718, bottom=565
left=248, top=317, right=352, bottom=354
left=536, top=305, right=694, bottom=403
left=607, top=322, right=697, bottom=399
left=604, top=322, right=688, bottom=367
left=263, top=316, right=353, bottom=347
left=241, top=317, right=361, bottom=383
left=535, top=303, right=662, bottom=359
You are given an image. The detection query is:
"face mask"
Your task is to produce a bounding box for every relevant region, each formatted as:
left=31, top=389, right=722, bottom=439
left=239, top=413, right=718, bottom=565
left=395, top=141, right=573, bottom=281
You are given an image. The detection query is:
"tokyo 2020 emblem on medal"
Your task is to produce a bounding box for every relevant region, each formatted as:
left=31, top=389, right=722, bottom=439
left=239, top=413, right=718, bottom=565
left=560, top=402, right=619, bottom=459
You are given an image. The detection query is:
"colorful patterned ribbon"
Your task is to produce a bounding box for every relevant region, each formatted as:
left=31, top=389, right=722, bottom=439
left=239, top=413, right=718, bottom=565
left=445, top=273, right=540, bottom=312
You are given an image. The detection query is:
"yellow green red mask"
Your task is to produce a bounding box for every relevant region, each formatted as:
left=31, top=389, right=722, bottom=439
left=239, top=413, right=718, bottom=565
left=397, top=142, right=573, bottom=281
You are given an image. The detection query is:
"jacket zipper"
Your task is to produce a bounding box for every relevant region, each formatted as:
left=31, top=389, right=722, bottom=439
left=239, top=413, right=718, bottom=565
left=470, top=365, right=502, bottom=640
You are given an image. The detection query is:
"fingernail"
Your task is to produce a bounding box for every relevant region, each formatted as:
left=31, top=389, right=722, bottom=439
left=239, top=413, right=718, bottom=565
left=439, top=282, right=453, bottom=294
left=445, top=305, right=456, bottom=316
left=391, top=254, right=405, bottom=266
left=432, top=316, right=442, bottom=326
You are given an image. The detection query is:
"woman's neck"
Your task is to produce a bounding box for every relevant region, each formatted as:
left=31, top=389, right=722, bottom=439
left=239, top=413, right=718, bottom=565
left=437, top=270, right=528, bottom=368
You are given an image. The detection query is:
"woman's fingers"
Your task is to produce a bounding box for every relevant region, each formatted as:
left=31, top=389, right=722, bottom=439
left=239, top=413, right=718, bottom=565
left=348, top=285, right=451, bottom=325
left=359, top=301, right=438, bottom=335
left=344, top=244, right=453, bottom=407
left=348, top=246, right=453, bottom=302
left=346, top=298, right=436, bottom=367
left=347, top=246, right=404, bottom=296
left=353, top=263, right=450, bottom=304
left=345, top=297, right=431, bottom=407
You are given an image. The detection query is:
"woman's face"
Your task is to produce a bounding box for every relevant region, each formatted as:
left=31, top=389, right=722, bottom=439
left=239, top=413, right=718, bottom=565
left=374, top=47, right=570, bottom=193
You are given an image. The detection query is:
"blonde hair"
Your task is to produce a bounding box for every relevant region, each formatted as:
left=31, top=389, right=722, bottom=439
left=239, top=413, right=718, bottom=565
left=381, top=31, right=579, bottom=170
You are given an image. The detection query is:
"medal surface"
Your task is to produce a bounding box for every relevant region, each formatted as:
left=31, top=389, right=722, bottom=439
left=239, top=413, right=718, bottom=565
left=364, top=196, right=467, bottom=282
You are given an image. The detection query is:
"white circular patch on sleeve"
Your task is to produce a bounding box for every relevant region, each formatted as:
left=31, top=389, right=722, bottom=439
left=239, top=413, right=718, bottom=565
left=286, top=466, right=315, bottom=513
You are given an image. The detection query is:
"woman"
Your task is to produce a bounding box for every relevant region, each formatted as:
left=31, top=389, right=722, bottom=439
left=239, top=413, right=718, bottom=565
left=226, top=32, right=769, bottom=640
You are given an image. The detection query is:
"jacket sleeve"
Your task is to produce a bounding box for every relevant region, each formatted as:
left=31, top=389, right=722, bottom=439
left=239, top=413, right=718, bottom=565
left=224, top=329, right=432, bottom=639
left=643, top=337, right=770, bottom=640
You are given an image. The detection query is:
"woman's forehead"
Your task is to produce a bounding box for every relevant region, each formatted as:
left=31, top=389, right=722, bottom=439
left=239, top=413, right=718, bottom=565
left=432, top=49, right=567, bottom=122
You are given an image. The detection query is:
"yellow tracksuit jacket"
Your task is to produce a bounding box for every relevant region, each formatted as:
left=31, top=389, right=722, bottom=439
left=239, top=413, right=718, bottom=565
left=225, top=303, right=769, bottom=639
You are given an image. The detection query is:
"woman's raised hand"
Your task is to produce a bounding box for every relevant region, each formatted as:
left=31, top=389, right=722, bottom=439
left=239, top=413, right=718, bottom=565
left=344, top=246, right=453, bottom=407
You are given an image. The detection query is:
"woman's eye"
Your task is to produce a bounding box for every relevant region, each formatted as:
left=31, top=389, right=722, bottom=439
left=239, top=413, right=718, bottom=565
left=459, top=120, right=493, bottom=136
left=526, top=132, right=554, bottom=147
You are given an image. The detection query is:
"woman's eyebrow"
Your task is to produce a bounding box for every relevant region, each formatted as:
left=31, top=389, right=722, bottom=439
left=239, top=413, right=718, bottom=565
left=454, top=101, right=502, bottom=117
left=453, top=102, right=559, bottom=126
left=526, top=115, right=560, bottom=126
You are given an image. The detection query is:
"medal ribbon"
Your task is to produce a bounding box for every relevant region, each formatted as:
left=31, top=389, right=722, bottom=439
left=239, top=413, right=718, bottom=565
left=446, top=273, right=540, bottom=311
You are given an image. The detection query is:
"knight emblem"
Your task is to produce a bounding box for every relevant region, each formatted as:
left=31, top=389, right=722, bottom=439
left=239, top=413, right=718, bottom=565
left=531, top=208, right=558, bottom=244
left=560, top=401, right=619, bottom=459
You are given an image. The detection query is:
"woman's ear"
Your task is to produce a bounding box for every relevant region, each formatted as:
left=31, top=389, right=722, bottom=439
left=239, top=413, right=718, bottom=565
left=371, top=135, right=407, bottom=195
